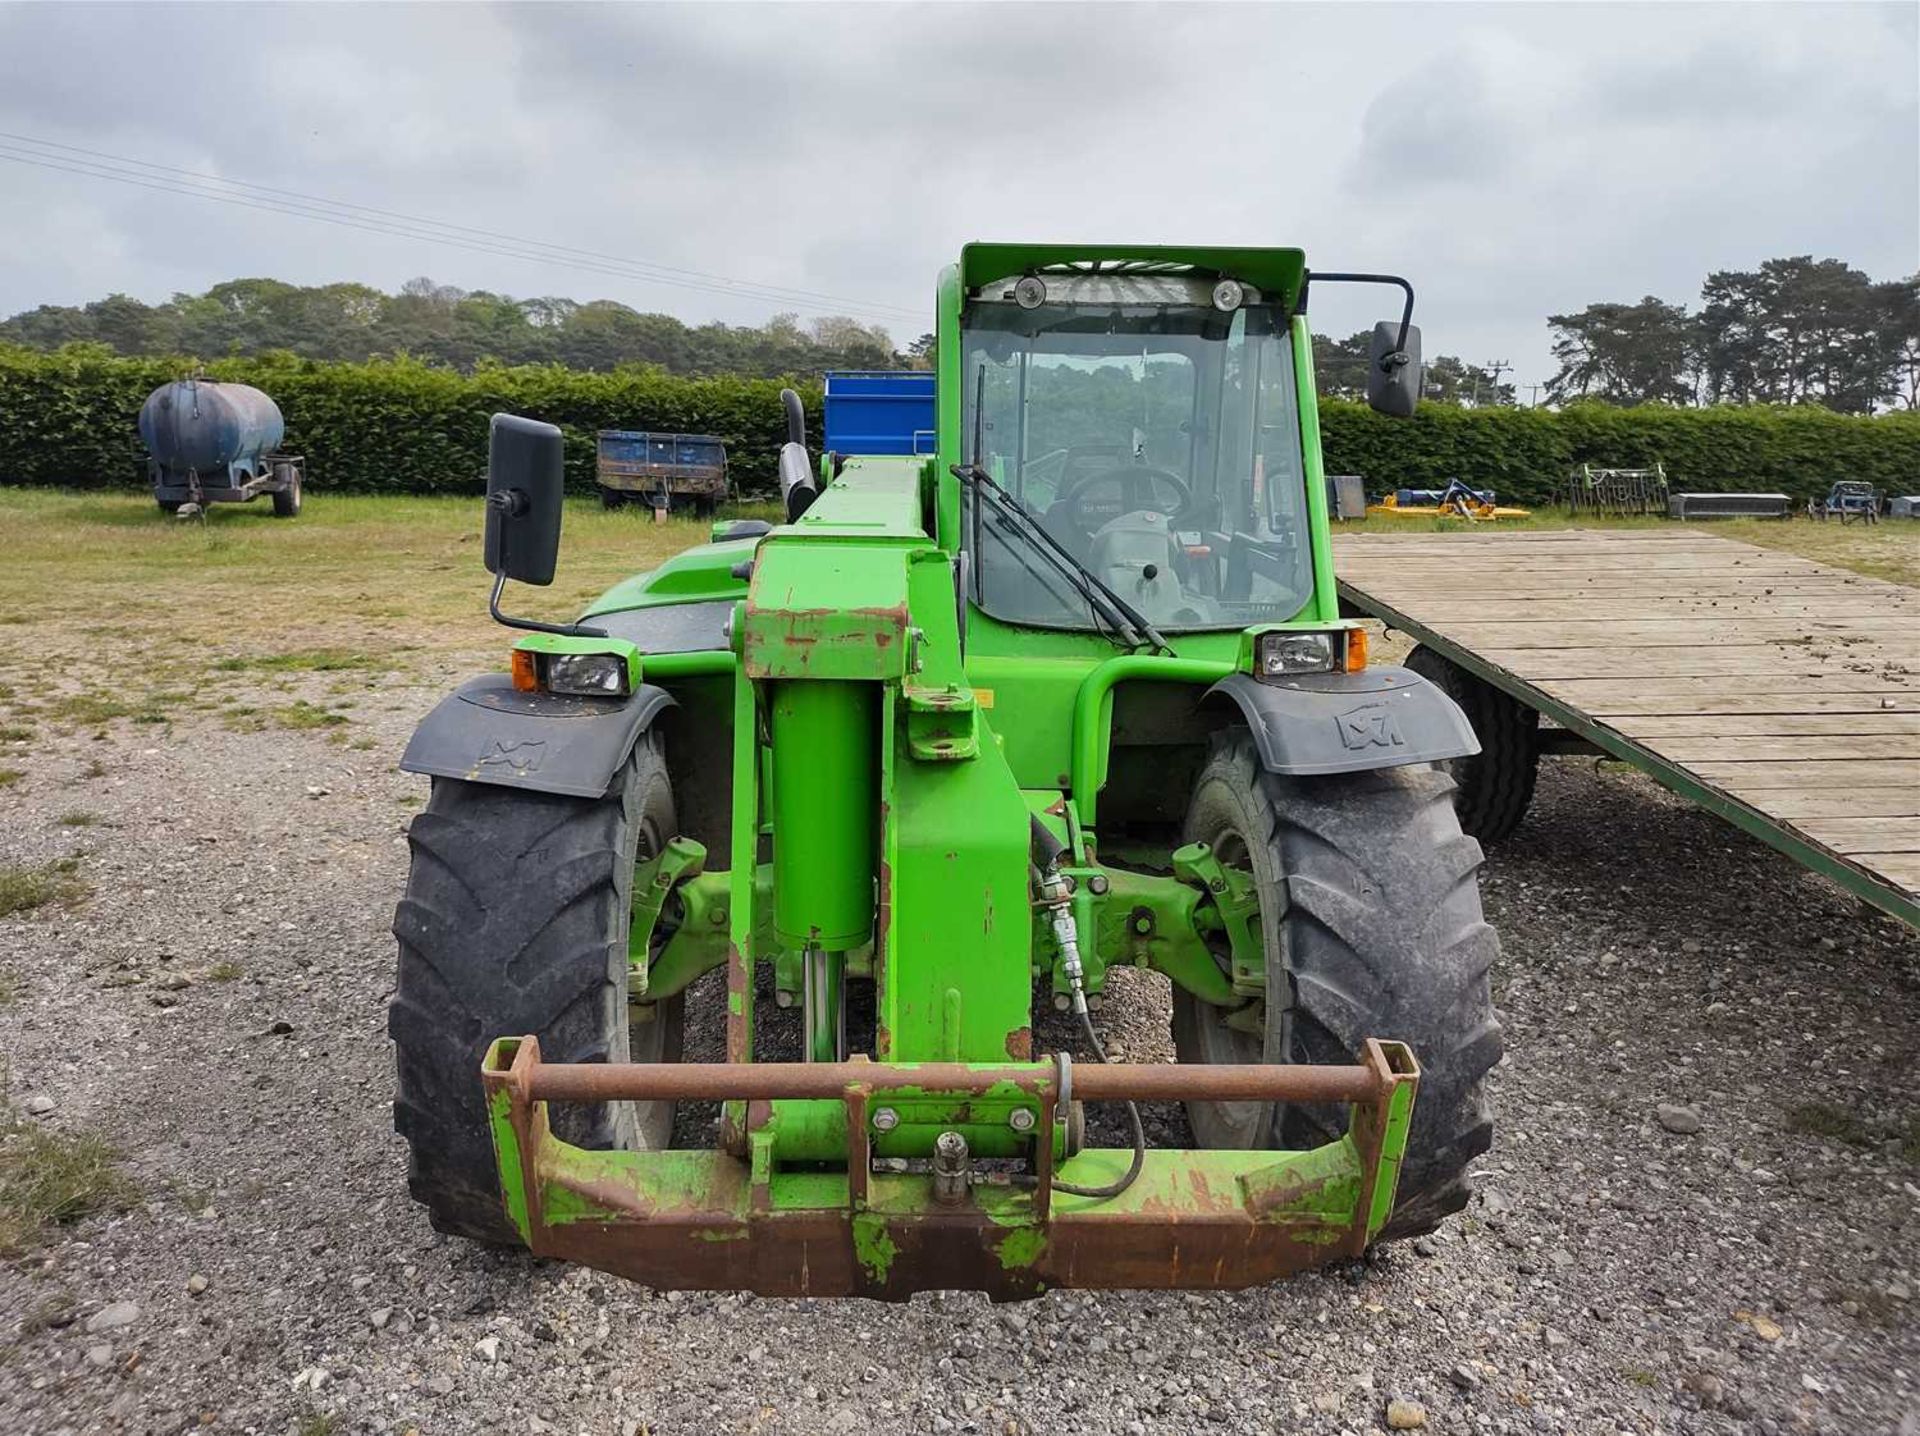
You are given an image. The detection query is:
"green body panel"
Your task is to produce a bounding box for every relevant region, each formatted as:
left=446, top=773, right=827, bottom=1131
left=584, top=538, right=754, bottom=615
left=768, top=680, right=879, bottom=951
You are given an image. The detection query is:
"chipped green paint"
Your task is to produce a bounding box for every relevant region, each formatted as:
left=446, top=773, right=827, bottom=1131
left=994, top=1224, right=1047, bottom=1271
left=851, top=1213, right=899, bottom=1282
left=481, top=1039, right=531, bottom=1242
left=1366, top=1067, right=1419, bottom=1239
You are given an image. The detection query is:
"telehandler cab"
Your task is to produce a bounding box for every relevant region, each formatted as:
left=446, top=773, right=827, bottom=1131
left=392, top=245, right=1501, bottom=1298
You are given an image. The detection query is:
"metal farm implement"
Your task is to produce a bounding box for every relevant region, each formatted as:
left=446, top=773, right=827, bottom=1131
left=391, top=244, right=1502, bottom=1298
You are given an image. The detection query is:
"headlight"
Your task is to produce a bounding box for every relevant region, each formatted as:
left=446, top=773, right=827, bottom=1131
left=546, top=652, right=631, bottom=697
left=1254, top=629, right=1366, bottom=678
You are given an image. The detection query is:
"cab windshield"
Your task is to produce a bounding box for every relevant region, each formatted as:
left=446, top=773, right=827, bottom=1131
left=961, top=277, right=1311, bottom=633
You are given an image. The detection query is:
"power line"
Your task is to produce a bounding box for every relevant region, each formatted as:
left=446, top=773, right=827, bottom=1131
left=0, top=132, right=924, bottom=327
left=0, top=131, right=922, bottom=320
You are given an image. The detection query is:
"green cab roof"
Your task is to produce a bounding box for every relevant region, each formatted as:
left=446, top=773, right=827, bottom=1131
left=960, top=243, right=1306, bottom=308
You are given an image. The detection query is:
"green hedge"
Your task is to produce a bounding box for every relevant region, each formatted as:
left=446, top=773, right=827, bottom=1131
left=4, top=344, right=1916, bottom=505
left=1320, top=398, right=1920, bottom=506
left=0, top=346, right=821, bottom=497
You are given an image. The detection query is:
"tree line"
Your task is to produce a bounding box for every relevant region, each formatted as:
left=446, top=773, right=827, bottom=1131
left=1545, top=257, right=1919, bottom=411
left=5, top=256, right=1915, bottom=411
left=0, top=276, right=912, bottom=379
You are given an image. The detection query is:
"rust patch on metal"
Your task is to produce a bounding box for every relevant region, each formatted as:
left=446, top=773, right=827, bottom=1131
left=725, top=940, right=751, bottom=1064
left=1004, top=1026, right=1032, bottom=1061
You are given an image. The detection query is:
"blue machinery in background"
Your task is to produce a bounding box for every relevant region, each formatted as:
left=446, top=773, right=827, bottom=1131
left=822, top=371, right=936, bottom=457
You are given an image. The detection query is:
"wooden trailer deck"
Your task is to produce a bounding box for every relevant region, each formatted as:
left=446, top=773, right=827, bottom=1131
left=1331, top=528, right=1920, bottom=928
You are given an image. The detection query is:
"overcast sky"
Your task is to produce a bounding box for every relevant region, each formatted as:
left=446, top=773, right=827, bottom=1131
left=0, top=1, right=1914, bottom=389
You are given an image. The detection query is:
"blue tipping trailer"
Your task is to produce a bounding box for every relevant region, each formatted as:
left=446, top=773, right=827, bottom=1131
left=822, top=371, right=936, bottom=457
left=594, top=432, right=728, bottom=514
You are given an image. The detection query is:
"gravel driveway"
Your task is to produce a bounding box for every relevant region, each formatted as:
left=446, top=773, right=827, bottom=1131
left=1, top=657, right=1914, bottom=1436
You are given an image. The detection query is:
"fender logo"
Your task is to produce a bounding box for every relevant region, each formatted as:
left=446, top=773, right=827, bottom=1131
left=477, top=738, right=547, bottom=774
left=1336, top=703, right=1404, bottom=750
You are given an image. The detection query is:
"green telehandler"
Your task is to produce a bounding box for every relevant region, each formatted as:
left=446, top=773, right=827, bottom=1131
left=391, top=244, right=1501, bottom=1298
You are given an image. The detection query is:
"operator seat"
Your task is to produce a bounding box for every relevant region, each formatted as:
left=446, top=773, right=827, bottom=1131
left=1086, top=510, right=1218, bottom=627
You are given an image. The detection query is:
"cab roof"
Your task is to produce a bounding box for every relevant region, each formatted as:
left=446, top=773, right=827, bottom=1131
left=960, top=244, right=1307, bottom=309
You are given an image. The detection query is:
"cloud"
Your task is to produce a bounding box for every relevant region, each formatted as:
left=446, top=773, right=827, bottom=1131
left=0, top=1, right=1911, bottom=386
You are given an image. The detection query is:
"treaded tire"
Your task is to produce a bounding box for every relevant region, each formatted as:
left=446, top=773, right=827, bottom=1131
left=389, top=736, right=684, bottom=1243
left=1173, top=733, right=1503, bottom=1241
left=1405, top=644, right=1538, bottom=843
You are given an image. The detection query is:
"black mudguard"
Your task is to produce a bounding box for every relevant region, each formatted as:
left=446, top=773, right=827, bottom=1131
left=399, top=674, right=675, bottom=800
left=1203, top=667, right=1479, bottom=777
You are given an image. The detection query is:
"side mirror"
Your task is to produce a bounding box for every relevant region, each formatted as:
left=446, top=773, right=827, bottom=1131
left=1366, top=320, right=1423, bottom=418
left=484, top=413, right=565, bottom=585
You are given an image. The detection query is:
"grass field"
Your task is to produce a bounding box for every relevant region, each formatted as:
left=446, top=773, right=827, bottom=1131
left=0, top=490, right=779, bottom=743
left=0, top=489, right=779, bottom=666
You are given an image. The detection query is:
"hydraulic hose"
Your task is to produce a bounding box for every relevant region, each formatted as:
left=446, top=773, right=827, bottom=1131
left=1053, top=1007, right=1147, bottom=1201
left=1035, top=861, right=1145, bottom=1201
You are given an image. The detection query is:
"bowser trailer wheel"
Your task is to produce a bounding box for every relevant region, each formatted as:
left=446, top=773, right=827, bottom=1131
left=271, top=466, right=302, bottom=517
left=1173, top=732, right=1503, bottom=1241
left=389, top=734, right=684, bottom=1244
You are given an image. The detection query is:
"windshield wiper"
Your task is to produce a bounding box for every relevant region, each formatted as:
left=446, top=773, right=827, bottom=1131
left=975, top=497, right=1140, bottom=650
left=953, top=464, right=1172, bottom=655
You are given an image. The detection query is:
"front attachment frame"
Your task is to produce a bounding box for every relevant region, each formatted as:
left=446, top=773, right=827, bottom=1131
left=482, top=1035, right=1417, bottom=1300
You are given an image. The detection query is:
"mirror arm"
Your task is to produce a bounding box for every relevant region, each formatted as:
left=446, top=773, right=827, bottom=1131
left=1299, top=271, right=1416, bottom=365
left=486, top=570, right=609, bottom=639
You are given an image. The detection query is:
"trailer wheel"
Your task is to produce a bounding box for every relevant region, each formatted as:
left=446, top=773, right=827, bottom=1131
left=156, top=498, right=183, bottom=514
left=1404, top=645, right=1538, bottom=843
left=389, top=735, right=684, bottom=1243
left=1172, top=733, right=1502, bottom=1241
left=271, top=466, right=302, bottom=518
left=599, top=486, right=627, bottom=510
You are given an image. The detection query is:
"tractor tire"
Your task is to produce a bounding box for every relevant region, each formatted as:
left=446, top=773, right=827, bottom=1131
left=1404, top=644, right=1538, bottom=843
left=1172, top=733, right=1502, bottom=1241
left=271, top=468, right=302, bottom=518
left=389, top=736, right=684, bottom=1243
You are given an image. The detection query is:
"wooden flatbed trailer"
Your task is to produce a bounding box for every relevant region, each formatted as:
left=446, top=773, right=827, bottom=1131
left=1332, top=529, right=1919, bottom=929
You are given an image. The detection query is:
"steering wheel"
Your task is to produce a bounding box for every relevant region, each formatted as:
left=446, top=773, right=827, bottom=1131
left=1055, top=464, right=1194, bottom=533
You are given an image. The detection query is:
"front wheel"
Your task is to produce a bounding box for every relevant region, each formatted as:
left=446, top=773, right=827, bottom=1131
left=389, top=736, right=684, bottom=1243
left=1173, top=734, right=1502, bottom=1240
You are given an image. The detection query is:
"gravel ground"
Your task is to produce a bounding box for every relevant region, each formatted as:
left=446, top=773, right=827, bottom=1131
left=1, top=657, right=1915, bottom=1436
